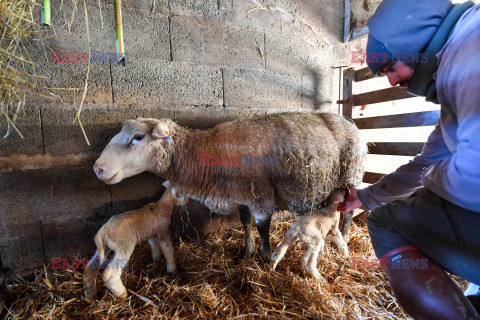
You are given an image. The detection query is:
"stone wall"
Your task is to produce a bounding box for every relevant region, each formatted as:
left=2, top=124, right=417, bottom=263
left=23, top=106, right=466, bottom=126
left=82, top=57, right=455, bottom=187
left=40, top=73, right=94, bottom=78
left=0, top=0, right=366, bottom=276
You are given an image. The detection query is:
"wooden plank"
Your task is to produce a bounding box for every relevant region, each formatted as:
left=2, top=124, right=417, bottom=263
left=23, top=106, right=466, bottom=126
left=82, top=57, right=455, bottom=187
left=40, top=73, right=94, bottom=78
left=342, top=68, right=355, bottom=119
left=354, top=110, right=440, bottom=129
left=368, top=142, right=424, bottom=156
left=363, top=172, right=385, bottom=184
left=355, top=67, right=374, bottom=82
left=355, top=87, right=414, bottom=106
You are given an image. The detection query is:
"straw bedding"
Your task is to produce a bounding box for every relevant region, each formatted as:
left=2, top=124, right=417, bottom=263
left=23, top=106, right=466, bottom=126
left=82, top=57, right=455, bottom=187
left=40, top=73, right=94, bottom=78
left=5, top=217, right=431, bottom=320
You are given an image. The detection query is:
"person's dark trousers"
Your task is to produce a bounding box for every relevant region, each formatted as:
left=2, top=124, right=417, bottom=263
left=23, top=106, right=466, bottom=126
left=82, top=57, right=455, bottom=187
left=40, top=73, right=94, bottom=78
left=367, top=188, right=480, bottom=319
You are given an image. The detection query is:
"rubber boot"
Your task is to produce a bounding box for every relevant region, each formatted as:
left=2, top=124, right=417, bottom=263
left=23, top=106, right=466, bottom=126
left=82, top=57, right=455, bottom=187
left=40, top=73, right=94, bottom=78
left=380, top=245, right=480, bottom=320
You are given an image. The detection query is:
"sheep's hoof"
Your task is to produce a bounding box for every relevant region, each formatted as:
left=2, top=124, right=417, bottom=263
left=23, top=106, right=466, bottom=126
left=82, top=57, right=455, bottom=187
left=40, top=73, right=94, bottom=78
left=270, top=260, right=278, bottom=272
left=84, top=289, right=97, bottom=300
left=238, top=247, right=254, bottom=260
left=166, top=267, right=177, bottom=276
left=115, top=290, right=128, bottom=299
left=151, top=255, right=161, bottom=262
left=259, top=250, right=272, bottom=263
left=311, top=272, right=328, bottom=284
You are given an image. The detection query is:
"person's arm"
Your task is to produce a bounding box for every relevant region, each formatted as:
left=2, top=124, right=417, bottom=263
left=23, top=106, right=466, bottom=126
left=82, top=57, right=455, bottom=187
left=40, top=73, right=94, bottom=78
left=421, top=64, right=480, bottom=210
left=355, top=124, right=452, bottom=211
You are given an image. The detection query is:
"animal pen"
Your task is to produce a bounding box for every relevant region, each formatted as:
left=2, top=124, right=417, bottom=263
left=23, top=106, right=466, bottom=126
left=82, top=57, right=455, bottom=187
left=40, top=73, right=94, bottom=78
left=0, top=1, right=470, bottom=320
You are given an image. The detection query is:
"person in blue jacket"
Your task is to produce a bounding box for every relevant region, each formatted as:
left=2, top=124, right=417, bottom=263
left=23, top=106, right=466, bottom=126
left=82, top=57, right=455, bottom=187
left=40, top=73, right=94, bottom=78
left=338, top=0, right=480, bottom=318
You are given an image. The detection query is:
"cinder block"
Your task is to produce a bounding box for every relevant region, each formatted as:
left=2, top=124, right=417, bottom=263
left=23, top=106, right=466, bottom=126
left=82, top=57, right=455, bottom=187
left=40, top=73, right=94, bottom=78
left=169, top=0, right=219, bottom=18
left=219, top=0, right=302, bottom=34
left=39, top=0, right=114, bottom=54
left=0, top=104, right=43, bottom=156
left=220, top=0, right=345, bottom=46
left=0, top=169, right=110, bottom=224
left=302, top=69, right=336, bottom=112
left=223, top=68, right=303, bottom=110
left=41, top=103, right=176, bottom=156
left=265, top=33, right=333, bottom=74
left=111, top=59, right=223, bottom=106
left=0, top=168, right=110, bottom=274
left=38, top=0, right=169, bottom=61
left=121, top=7, right=170, bottom=61
left=42, top=220, right=102, bottom=267
left=171, top=16, right=265, bottom=69
left=0, top=225, right=44, bottom=277
left=27, top=57, right=113, bottom=104
left=333, top=39, right=368, bottom=67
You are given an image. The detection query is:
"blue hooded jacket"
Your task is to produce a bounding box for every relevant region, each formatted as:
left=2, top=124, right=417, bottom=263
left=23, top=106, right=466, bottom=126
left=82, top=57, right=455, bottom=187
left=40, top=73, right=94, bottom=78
left=358, top=3, right=480, bottom=213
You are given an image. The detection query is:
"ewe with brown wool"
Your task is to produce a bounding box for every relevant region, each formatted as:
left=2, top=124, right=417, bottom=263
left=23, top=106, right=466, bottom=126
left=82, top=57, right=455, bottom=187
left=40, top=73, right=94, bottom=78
left=93, top=112, right=367, bottom=262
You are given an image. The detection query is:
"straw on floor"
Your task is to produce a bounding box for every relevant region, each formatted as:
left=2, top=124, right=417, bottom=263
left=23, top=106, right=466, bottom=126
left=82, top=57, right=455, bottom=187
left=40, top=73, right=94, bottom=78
left=5, top=217, right=426, bottom=320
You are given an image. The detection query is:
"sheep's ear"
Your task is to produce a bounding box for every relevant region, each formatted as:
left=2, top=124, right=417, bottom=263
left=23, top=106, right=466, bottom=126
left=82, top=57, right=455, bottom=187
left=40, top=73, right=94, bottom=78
left=152, top=122, right=172, bottom=143
left=162, top=180, right=172, bottom=188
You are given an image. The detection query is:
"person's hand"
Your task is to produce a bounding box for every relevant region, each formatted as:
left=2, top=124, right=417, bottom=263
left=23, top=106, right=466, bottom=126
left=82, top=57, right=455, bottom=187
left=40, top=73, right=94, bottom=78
left=338, top=186, right=363, bottom=212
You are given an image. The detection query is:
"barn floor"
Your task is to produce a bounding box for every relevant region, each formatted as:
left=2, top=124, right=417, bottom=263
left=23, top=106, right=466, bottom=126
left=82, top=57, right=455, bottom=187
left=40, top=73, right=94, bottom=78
left=4, top=220, right=425, bottom=319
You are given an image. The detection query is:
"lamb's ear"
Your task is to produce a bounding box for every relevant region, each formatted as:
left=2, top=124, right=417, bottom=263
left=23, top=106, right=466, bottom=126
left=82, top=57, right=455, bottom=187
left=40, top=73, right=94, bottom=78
left=152, top=122, right=172, bottom=143
left=162, top=180, right=172, bottom=188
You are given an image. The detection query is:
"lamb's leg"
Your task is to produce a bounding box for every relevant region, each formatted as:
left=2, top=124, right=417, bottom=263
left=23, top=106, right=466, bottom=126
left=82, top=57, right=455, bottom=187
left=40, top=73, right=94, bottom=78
left=156, top=235, right=176, bottom=274
left=302, top=243, right=315, bottom=277
left=341, top=210, right=354, bottom=243
left=84, top=251, right=101, bottom=299
left=148, top=237, right=161, bottom=261
left=253, top=212, right=272, bottom=262
left=239, top=205, right=255, bottom=258
left=307, top=239, right=327, bottom=283
left=102, top=246, right=133, bottom=299
left=271, top=225, right=298, bottom=271
left=329, top=227, right=349, bottom=257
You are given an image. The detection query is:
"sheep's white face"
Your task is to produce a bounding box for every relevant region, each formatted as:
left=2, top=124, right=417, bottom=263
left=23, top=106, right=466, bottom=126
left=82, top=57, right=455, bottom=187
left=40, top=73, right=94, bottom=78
left=94, top=118, right=174, bottom=184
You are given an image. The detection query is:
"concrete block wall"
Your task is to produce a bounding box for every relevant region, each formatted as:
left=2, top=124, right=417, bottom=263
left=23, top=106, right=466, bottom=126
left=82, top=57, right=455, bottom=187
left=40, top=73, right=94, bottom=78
left=0, top=0, right=366, bottom=276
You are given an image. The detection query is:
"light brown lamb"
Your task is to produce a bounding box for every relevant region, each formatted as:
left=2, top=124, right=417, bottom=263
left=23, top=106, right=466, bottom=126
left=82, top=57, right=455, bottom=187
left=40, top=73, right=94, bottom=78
left=83, top=181, right=187, bottom=299
left=93, top=112, right=367, bottom=262
left=271, top=189, right=348, bottom=281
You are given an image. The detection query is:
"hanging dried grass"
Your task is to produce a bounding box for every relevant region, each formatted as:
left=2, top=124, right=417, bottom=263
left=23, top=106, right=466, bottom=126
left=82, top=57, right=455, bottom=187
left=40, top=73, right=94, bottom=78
left=0, top=0, right=93, bottom=143
left=5, top=221, right=420, bottom=319
left=0, top=0, right=43, bottom=138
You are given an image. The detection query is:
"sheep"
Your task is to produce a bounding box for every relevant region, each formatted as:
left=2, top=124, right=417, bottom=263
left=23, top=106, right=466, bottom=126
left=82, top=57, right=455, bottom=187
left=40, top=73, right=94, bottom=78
left=270, top=189, right=348, bottom=281
left=93, top=112, right=367, bottom=262
left=83, top=181, right=188, bottom=299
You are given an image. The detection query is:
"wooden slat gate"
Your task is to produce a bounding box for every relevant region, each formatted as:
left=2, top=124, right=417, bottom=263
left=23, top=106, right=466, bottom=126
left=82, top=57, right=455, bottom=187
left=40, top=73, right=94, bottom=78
left=341, top=67, right=440, bottom=184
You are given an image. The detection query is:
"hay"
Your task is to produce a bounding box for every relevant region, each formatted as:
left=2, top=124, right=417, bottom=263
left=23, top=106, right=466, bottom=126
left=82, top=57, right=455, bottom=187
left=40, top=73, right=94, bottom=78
left=0, top=0, right=93, bottom=141
left=5, top=220, right=420, bottom=319
left=0, top=0, right=41, bottom=137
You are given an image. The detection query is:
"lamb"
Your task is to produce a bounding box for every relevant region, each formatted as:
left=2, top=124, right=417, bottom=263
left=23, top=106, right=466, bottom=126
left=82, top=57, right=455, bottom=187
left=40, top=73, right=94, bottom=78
left=83, top=181, right=187, bottom=299
left=93, top=112, right=367, bottom=262
left=271, top=189, right=348, bottom=281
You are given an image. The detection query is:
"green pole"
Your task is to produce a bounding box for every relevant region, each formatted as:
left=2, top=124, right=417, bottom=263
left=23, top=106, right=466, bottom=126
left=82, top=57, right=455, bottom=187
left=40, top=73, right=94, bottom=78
left=114, top=0, right=126, bottom=65
left=41, top=0, right=51, bottom=26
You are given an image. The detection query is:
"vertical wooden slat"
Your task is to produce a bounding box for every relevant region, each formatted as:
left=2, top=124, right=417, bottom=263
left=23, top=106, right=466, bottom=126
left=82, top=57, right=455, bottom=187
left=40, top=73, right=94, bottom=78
left=342, top=68, right=355, bottom=119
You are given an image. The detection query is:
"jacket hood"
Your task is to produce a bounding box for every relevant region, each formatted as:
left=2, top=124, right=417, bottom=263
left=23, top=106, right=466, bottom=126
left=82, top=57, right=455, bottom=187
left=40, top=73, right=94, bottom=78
left=366, top=0, right=453, bottom=75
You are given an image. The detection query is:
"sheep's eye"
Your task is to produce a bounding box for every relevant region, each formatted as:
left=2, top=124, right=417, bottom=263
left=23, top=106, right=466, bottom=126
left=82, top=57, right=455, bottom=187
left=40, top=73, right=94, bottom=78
left=128, top=134, right=145, bottom=147
left=133, top=134, right=144, bottom=142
